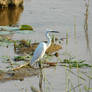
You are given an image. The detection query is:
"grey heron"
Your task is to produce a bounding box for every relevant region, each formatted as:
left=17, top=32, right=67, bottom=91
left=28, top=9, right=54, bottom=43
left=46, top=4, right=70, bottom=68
left=30, top=29, right=59, bottom=67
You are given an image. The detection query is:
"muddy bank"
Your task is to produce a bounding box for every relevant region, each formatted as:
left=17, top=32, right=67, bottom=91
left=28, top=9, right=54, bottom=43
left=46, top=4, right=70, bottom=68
left=0, top=0, right=23, bottom=7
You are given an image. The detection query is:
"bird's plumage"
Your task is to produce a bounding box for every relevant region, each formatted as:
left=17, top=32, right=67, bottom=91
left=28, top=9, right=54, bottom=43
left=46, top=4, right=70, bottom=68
left=30, top=42, right=47, bottom=65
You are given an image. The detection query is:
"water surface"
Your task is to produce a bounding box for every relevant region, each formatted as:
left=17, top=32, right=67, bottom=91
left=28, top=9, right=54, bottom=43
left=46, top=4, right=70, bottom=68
left=0, top=0, right=92, bottom=92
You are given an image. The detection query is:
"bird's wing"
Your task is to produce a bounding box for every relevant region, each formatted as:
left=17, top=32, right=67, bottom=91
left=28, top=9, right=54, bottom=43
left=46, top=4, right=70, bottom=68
left=30, top=42, right=46, bottom=65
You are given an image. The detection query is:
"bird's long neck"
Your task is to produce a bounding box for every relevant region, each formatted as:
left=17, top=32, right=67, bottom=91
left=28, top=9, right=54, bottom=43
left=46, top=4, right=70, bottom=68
left=46, top=32, right=51, bottom=49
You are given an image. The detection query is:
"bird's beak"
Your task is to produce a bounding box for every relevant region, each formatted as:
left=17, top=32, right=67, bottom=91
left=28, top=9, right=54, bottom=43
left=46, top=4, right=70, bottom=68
left=50, top=31, right=59, bottom=33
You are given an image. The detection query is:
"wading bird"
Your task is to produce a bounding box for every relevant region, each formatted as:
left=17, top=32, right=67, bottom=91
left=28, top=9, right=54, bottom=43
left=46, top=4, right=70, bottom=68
left=30, top=29, right=59, bottom=68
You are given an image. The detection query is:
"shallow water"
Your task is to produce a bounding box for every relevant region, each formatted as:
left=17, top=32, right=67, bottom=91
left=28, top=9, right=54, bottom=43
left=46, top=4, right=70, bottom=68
left=0, top=0, right=92, bottom=92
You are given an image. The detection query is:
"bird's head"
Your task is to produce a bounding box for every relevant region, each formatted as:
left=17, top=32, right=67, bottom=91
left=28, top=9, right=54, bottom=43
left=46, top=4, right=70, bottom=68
left=46, top=28, right=59, bottom=35
left=45, top=28, right=59, bottom=43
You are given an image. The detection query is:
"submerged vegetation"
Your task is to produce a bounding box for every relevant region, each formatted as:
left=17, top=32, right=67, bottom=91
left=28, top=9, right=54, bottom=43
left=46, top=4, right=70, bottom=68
left=14, top=55, right=31, bottom=61
left=61, top=58, right=92, bottom=68
left=0, top=52, right=92, bottom=82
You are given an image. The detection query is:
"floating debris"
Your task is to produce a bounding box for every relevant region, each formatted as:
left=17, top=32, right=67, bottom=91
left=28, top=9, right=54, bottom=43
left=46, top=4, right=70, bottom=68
left=14, top=40, right=62, bottom=55
left=0, top=26, right=19, bottom=31
left=0, top=25, right=33, bottom=31
left=0, top=61, right=56, bottom=82
left=0, top=57, right=91, bottom=82
left=0, top=66, right=40, bottom=82
left=47, top=43, right=62, bottom=54
left=60, top=59, right=92, bottom=68
left=14, top=55, right=31, bottom=61
left=44, top=62, right=57, bottom=66
left=14, top=56, right=26, bottom=61
left=0, top=34, right=14, bottom=46
left=19, top=25, right=33, bottom=30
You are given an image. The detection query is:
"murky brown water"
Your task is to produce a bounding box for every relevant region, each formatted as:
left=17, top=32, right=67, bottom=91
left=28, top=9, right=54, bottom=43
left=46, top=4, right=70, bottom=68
left=0, top=0, right=92, bottom=92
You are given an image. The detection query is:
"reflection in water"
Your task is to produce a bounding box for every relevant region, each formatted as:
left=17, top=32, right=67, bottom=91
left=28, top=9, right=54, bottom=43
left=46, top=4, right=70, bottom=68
left=0, top=6, right=23, bottom=26
left=84, top=0, right=90, bottom=51
left=31, top=69, right=43, bottom=92
left=39, top=69, right=43, bottom=92
left=65, top=67, right=92, bottom=92
left=74, top=16, right=77, bottom=40
left=31, top=69, right=52, bottom=92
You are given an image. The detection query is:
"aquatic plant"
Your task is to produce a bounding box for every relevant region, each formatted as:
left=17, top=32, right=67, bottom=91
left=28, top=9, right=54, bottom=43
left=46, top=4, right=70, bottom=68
left=60, top=58, right=92, bottom=68
left=14, top=55, right=31, bottom=61
left=19, top=25, right=33, bottom=30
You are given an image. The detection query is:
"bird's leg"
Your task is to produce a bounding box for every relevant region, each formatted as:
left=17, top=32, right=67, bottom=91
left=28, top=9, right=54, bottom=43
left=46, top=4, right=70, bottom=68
left=38, top=60, right=42, bottom=68
left=36, top=62, right=38, bottom=67
left=32, top=62, right=39, bottom=68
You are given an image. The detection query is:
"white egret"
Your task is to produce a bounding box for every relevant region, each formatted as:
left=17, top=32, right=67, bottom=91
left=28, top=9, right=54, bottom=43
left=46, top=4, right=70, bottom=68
left=30, top=29, right=59, bottom=67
